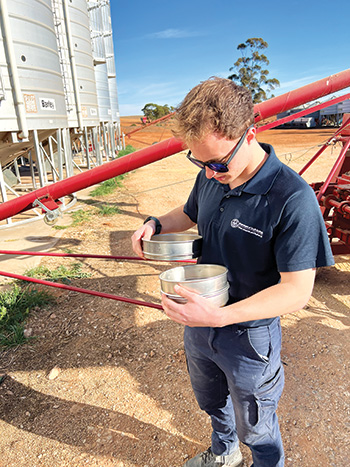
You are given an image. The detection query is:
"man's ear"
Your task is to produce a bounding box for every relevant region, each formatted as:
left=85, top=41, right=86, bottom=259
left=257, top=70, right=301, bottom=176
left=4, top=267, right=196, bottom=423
left=246, top=126, right=256, bottom=144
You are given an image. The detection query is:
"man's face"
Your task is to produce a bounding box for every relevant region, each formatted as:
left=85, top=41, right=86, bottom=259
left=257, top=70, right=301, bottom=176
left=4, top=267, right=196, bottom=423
left=188, top=128, right=255, bottom=186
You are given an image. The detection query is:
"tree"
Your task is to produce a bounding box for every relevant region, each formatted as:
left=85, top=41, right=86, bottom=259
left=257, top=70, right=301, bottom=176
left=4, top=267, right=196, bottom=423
left=228, top=37, right=280, bottom=103
left=141, top=103, right=174, bottom=121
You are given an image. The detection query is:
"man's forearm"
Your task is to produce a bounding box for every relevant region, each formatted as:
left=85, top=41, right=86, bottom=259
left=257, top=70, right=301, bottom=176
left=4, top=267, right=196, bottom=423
left=220, top=269, right=316, bottom=326
left=158, top=205, right=196, bottom=233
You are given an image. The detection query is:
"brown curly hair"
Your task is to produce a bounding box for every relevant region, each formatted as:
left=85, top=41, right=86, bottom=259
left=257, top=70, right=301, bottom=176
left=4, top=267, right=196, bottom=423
left=173, top=77, right=254, bottom=143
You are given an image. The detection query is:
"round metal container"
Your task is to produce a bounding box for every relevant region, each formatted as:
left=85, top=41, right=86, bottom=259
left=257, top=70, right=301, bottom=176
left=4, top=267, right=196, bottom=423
left=143, top=234, right=202, bottom=261
left=163, top=284, right=230, bottom=307
left=159, top=264, right=228, bottom=295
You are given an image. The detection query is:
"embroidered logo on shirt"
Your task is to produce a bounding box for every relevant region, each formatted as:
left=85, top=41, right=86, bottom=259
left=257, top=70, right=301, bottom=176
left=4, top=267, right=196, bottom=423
left=231, top=218, right=263, bottom=238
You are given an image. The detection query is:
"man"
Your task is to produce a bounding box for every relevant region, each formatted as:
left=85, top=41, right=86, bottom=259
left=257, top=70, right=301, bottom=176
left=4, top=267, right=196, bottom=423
left=131, top=78, right=334, bottom=467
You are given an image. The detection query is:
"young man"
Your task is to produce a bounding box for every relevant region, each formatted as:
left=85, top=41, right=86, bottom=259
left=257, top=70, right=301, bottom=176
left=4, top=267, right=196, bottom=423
left=131, top=78, right=334, bottom=467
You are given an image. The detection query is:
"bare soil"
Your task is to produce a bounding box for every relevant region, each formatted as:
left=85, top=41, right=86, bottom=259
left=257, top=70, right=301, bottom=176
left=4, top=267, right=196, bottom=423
left=0, top=118, right=349, bottom=467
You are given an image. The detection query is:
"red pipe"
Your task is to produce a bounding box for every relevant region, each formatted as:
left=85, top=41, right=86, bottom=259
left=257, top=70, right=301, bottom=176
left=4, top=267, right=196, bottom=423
left=0, top=137, right=186, bottom=221
left=0, top=250, right=143, bottom=260
left=1, top=69, right=350, bottom=222
left=254, top=69, right=350, bottom=122
left=256, top=92, right=350, bottom=134
left=0, top=249, right=196, bottom=263
left=0, top=270, right=164, bottom=311
left=125, top=112, right=175, bottom=137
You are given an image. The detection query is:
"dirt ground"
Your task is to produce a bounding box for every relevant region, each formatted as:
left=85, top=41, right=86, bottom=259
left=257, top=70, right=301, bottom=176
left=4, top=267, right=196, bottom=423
left=0, top=117, right=349, bottom=467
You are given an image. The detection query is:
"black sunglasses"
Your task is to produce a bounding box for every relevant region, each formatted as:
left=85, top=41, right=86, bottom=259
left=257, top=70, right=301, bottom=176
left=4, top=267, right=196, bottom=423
left=186, top=124, right=254, bottom=173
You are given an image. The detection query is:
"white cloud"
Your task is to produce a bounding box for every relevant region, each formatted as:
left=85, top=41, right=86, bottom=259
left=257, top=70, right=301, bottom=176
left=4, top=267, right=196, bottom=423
left=277, top=76, right=319, bottom=92
left=147, top=28, right=204, bottom=39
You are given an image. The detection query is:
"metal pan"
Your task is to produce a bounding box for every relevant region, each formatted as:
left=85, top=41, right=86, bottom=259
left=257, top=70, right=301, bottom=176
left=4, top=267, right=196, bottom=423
left=159, top=264, right=228, bottom=295
left=142, top=233, right=202, bottom=261
left=162, top=284, right=230, bottom=307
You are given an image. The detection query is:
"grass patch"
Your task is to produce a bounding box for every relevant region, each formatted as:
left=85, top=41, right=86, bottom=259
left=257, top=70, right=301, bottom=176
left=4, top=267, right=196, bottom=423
left=0, top=285, right=55, bottom=348
left=71, top=209, right=92, bottom=225
left=89, top=176, right=125, bottom=197
left=96, top=205, right=120, bottom=216
left=25, top=262, right=91, bottom=284
left=52, top=224, right=69, bottom=230
left=89, top=145, right=136, bottom=197
left=117, top=145, right=136, bottom=157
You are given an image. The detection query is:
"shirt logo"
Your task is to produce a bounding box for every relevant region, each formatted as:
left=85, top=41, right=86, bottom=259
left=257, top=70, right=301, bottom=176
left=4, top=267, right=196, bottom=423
left=230, top=218, right=263, bottom=238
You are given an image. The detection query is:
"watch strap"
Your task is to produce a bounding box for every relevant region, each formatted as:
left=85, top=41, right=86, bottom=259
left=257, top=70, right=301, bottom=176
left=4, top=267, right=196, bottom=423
left=143, top=216, right=162, bottom=235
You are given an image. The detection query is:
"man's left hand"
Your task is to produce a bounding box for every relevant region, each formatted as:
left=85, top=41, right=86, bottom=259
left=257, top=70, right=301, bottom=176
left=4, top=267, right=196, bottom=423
left=161, top=284, right=225, bottom=327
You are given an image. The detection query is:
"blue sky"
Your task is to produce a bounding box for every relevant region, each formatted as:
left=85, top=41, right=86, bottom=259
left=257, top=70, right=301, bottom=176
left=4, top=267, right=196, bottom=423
left=110, top=0, right=349, bottom=116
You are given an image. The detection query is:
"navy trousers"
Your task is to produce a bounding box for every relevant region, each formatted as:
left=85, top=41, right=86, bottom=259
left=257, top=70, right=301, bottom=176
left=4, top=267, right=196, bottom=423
left=184, top=318, right=285, bottom=467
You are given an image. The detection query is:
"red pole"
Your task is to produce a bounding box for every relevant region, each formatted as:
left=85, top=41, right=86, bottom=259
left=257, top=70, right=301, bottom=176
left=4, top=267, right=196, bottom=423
left=0, top=270, right=164, bottom=310
left=0, top=137, right=186, bottom=221
left=256, top=92, right=350, bottom=134
left=254, top=69, right=350, bottom=122
left=125, top=112, right=175, bottom=137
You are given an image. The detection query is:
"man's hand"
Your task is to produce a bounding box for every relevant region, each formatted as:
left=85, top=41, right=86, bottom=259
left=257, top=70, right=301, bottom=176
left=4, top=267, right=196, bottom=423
left=161, top=284, right=225, bottom=327
left=131, top=221, right=155, bottom=258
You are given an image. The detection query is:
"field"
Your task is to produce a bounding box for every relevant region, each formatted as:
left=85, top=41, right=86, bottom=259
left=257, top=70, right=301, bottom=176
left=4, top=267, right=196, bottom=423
left=0, top=117, right=349, bottom=466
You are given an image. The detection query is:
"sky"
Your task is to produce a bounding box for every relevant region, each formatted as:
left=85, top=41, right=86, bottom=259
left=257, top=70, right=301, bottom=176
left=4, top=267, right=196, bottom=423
left=110, top=0, right=350, bottom=116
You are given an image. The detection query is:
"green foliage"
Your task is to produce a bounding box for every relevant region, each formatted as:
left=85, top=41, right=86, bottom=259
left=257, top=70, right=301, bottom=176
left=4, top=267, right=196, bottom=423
left=25, top=263, right=91, bottom=283
left=228, top=37, right=280, bottom=103
left=0, top=285, right=55, bottom=348
left=97, top=204, right=120, bottom=216
left=88, top=145, right=135, bottom=197
left=72, top=209, right=92, bottom=225
left=141, top=103, right=174, bottom=121
left=117, top=145, right=136, bottom=157
left=89, top=175, right=125, bottom=196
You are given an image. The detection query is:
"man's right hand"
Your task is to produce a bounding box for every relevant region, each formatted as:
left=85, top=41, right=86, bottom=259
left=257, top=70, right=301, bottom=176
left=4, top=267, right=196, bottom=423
left=131, top=220, right=156, bottom=258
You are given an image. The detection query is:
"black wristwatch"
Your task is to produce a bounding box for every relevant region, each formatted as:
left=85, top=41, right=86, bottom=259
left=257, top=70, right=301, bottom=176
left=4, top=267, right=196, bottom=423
left=143, top=216, right=162, bottom=235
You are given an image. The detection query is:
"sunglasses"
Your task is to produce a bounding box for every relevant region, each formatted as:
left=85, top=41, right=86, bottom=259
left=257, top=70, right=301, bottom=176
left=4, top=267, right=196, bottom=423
left=186, top=124, right=254, bottom=173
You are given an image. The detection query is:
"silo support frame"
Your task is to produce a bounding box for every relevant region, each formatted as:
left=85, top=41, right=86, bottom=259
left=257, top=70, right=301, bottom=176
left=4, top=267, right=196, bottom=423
left=0, top=161, right=44, bottom=226
left=83, top=128, right=91, bottom=170
left=0, top=163, right=11, bottom=224
left=109, top=123, right=116, bottom=158
left=48, top=137, right=57, bottom=183
left=93, top=127, right=102, bottom=165
left=102, top=124, right=110, bottom=161
left=13, top=159, right=21, bottom=184
left=33, top=130, right=46, bottom=187
left=28, top=151, right=37, bottom=189
left=39, top=142, right=60, bottom=181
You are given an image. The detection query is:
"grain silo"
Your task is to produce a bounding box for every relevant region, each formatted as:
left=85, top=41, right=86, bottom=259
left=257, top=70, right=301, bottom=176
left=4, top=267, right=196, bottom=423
left=0, top=0, right=68, bottom=166
left=87, top=0, right=112, bottom=123
left=0, top=0, right=122, bottom=226
left=52, top=0, right=100, bottom=128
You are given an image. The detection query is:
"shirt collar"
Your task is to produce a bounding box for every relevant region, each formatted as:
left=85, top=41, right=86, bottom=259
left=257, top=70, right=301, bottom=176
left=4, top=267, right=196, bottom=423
left=238, top=143, right=283, bottom=195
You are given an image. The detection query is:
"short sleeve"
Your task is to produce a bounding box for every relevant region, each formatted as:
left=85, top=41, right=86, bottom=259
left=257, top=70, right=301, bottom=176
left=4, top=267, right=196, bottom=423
left=183, top=171, right=203, bottom=224
left=273, top=185, right=334, bottom=272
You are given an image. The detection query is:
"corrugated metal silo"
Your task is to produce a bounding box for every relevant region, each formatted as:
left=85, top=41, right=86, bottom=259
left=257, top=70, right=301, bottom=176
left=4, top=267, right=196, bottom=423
left=101, top=0, right=120, bottom=123
left=66, top=0, right=100, bottom=127
left=87, top=0, right=112, bottom=123
left=0, top=0, right=68, bottom=134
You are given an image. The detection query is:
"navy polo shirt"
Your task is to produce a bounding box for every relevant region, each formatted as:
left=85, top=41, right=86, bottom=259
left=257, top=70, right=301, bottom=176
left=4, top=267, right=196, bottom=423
left=184, top=143, right=334, bottom=327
